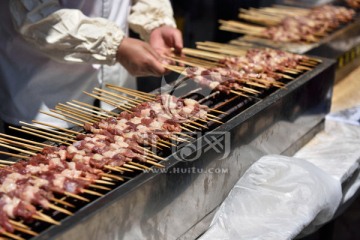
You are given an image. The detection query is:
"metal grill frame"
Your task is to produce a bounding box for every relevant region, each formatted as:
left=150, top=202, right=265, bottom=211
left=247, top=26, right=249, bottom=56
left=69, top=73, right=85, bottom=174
left=27, top=57, right=336, bottom=240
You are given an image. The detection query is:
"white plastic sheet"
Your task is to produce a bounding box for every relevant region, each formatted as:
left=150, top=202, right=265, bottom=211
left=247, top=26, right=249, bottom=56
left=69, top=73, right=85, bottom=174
left=199, top=155, right=342, bottom=240
left=295, top=120, right=360, bottom=204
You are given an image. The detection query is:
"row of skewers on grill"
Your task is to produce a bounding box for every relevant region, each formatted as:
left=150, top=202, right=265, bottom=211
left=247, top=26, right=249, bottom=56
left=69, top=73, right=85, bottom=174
left=0, top=45, right=320, bottom=239
left=0, top=88, right=226, bottom=239
left=161, top=44, right=320, bottom=98
left=219, top=4, right=356, bottom=43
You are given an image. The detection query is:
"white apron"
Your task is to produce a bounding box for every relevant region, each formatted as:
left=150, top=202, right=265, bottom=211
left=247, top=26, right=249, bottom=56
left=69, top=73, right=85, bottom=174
left=0, top=0, right=134, bottom=127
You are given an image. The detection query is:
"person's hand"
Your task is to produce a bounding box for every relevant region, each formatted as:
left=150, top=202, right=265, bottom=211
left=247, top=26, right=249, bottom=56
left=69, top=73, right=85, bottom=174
left=116, top=37, right=166, bottom=77
left=149, top=25, right=183, bottom=57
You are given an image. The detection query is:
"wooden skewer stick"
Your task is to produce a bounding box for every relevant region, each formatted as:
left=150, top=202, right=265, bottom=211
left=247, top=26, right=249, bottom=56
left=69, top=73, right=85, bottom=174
left=20, top=122, right=76, bottom=140
left=63, top=191, right=90, bottom=202
left=21, top=126, right=75, bottom=143
left=122, top=163, right=143, bottom=171
left=92, top=90, right=138, bottom=108
left=20, top=121, right=76, bottom=139
left=117, top=166, right=134, bottom=172
left=50, top=109, right=94, bottom=125
left=72, top=100, right=118, bottom=116
left=296, top=65, right=312, bottom=71
left=12, top=225, right=38, bottom=237
left=0, top=142, right=36, bottom=156
left=0, top=133, right=52, bottom=147
left=146, top=159, right=165, bottom=168
left=105, top=84, right=156, bottom=97
left=32, top=120, right=80, bottom=135
left=1, top=230, right=25, bottom=240
left=183, top=123, right=201, bottom=130
left=180, top=126, right=194, bottom=132
left=101, top=173, right=124, bottom=181
left=9, top=127, right=70, bottom=145
left=278, top=73, right=294, bottom=80
left=164, top=56, right=213, bottom=68
left=33, top=212, right=60, bottom=225
left=128, top=162, right=150, bottom=170
left=104, top=165, right=125, bottom=173
left=94, top=88, right=144, bottom=105
left=57, top=104, right=105, bottom=121
left=196, top=45, right=247, bottom=56
left=219, top=25, right=265, bottom=37
left=51, top=198, right=75, bottom=208
left=0, top=137, right=43, bottom=151
left=48, top=203, right=73, bottom=216
left=9, top=220, right=30, bottom=230
left=230, top=90, right=251, bottom=98
left=94, top=179, right=115, bottom=185
left=0, top=152, right=30, bottom=160
left=9, top=219, right=30, bottom=232
left=83, top=92, right=132, bottom=113
left=101, top=176, right=114, bottom=182
left=163, top=64, right=185, bottom=74
left=39, top=111, right=83, bottom=126
left=89, top=184, right=111, bottom=191
left=54, top=107, right=99, bottom=124
left=81, top=189, right=104, bottom=197
left=182, top=48, right=226, bottom=61
left=219, top=20, right=266, bottom=32
left=66, top=102, right=113, bottom=118
left=206, top=117, right=224, bottom=124
left=171, top=54, right=222, bottom=66
left=106, top=85, right=155, bottom=101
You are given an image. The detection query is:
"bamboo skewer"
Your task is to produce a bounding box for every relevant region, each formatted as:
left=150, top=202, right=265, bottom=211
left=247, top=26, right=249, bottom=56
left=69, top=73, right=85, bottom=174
left=94, top=88, right=144, bottom=105
left=89, top=184, right=111, bottom=191
left=0, top=137, right=43, bottom=152
left=48, top=203, right=73, bottom=216
left=66, top=102, right=113, bottom=118
left=12, top=225, right=38, bottom=237
left=105, top=84, right=156, bottom=97
left=20, top=122, right=76, bottom=139
left=54, top=107, right=99, bottom=124
left=106, top=86, right=155, bottom=102
left=33, top=212, right=60, bottom=225
left=0, top=133, right=52, bottom=147
left=40, top=111, right=83, bottom=126
left=81, top=189, right=104, bottom=197
left=51, top=198, right=75, bottom=208
left=57, top=104, right=105, bottom=121
left=101, top=173, right=124, bottom=182
left=1, top=230, right=25, bottom=240
left=20, top=124, right=75, bottom=142
left=0, top=151, right=29, bottom=160
left=83, top=92, right=132, bottom=113
left=20, top=126, right=74, bottom=143
left=32, top=120, right=80, bottom=135
left=9, top=221, right=30, bottom=231
left=50, top=109, right=94, bottom=125
left=92, top=90, right=138, bottom=108
left=64, top=191, right=89, bottom=202
left=8, top=126, right=71, bottom=145
left=0, top=142, right=36, bottom=156
left=72, top=100, right=119, bottom=116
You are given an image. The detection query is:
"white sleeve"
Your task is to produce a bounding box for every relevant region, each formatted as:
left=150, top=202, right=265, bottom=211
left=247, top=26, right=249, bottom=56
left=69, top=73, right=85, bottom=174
left=9, top=0, right=125, bottom=65
left=128, top=0, right=177, bottom=41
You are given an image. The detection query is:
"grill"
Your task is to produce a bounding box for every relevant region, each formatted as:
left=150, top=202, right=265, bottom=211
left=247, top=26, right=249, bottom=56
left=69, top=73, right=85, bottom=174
left=0, top=53, right=335, bottom=239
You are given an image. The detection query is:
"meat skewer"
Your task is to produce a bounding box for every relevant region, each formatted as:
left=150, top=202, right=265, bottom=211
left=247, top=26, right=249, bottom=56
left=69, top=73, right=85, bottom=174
left=220, top=4, right=356, bottom=43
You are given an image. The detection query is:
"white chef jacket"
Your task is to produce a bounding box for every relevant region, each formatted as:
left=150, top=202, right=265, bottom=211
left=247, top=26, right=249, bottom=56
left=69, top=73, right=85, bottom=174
left=0, top=0, right=176, bottom=127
